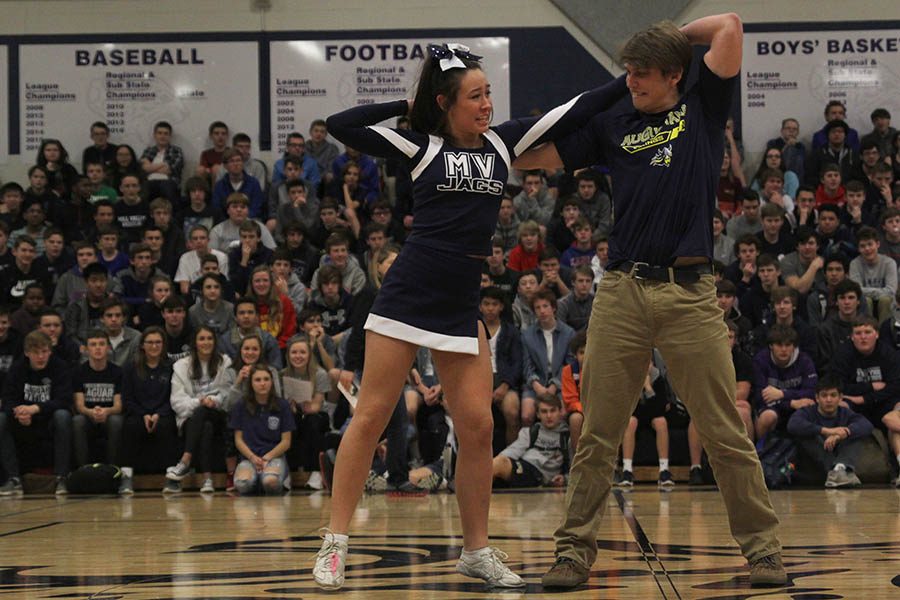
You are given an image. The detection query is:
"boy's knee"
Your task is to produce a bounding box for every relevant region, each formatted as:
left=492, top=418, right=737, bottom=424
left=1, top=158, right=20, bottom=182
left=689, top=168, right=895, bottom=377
left=883, top=411, right=900, bottom=430
left=492, top=455, right=512, bottom=478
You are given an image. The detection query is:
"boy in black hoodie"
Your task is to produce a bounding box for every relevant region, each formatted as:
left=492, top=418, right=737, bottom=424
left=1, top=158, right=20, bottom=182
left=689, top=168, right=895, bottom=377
left=830, top=316, right=900, bottom=486
left=0, top=330, right=72, bottom=495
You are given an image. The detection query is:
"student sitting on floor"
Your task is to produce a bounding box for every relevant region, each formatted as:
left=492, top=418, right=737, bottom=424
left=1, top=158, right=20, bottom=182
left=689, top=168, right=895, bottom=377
left=787, top=375, right=873, bottom=488
left=491, top=393, right=569, bottom=488
left=230, top=364, right=295, bottom=495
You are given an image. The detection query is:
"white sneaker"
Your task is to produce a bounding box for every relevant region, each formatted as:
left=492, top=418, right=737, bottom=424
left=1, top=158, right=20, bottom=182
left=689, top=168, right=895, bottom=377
left=313, top=528, right=348, bottom=590
left=200, top=478, right=215, bottom=494
left=306, top=471, right=323, bottom=490
left=166, top=462, right=194, bottom=481
left=118, top=475, right=134, bottom=496
left=456, top=547, right=525, bottom=588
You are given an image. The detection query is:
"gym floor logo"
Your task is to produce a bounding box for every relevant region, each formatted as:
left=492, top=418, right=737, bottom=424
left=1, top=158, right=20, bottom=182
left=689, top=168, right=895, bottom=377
left=0, top=535, right=897, bottom=598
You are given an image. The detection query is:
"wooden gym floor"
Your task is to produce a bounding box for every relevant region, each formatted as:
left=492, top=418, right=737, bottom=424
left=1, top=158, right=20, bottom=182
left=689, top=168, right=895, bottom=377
left=0, top=484, right=898, bottom=599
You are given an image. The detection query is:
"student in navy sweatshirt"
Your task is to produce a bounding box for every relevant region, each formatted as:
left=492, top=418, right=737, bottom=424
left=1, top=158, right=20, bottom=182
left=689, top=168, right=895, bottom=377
left=118, top=326, right=178, bottom=495
left=787, top=376, right=873, bottom=488
left=0, top=330, right=72, bottom=495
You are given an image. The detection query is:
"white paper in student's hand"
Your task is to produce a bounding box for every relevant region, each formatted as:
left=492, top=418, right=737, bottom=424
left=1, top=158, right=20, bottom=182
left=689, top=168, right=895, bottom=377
left=283, top=377, right=313, bottom=404
left=337, top=379, right=359, bottom=410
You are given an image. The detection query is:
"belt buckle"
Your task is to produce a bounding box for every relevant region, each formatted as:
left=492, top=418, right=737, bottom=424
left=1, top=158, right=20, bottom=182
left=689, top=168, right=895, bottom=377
left=629, top=261, right=650, bottom=280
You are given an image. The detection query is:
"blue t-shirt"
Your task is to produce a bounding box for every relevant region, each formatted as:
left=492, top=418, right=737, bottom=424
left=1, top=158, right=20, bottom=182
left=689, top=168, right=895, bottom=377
left=557, top=60, right=736, bottom=268
left=229, top=397, right=296, bottom=458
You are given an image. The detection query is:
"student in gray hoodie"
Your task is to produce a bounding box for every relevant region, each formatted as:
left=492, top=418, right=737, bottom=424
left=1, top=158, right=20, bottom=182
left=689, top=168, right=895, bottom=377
left=272, top=249, right=308, bottom=316
left=268, top=160, right=320, bottom=238
left=309, top=233, right=367, bottom=300
left=52, top=241, right=103, bottom=309
left=513, top=171, right=555, bottom=226
left=188, top=274, right=236, bottom=336
left=492, top=393, right=569, bottom=487
left=849, top=226, right=898, bottom=323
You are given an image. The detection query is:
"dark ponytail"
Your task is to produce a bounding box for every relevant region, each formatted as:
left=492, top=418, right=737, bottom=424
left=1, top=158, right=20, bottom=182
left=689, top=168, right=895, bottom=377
left=409, top=46, right=482, bottom=138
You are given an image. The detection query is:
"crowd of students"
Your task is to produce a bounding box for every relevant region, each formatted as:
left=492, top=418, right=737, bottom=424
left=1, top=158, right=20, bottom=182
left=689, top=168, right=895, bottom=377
left=0, top=102, right=899, bottom=497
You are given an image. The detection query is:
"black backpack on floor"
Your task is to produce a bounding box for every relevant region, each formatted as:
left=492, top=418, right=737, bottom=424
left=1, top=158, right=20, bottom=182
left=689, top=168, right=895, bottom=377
left=758, top=435, right=797, bottom=489
left=66, top=464, right=122, bottom=494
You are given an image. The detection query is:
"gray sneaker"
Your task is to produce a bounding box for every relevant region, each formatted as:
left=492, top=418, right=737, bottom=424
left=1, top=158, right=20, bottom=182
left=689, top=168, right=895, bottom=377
left=825, top=468, right=860, bottom=488
left=0, top=477, right=23, bottom=496
left=55, top=476, right=68, bottom=496
left=118, top=475, right=134, bottom=496
left=162, top=480, right=182, bottom=494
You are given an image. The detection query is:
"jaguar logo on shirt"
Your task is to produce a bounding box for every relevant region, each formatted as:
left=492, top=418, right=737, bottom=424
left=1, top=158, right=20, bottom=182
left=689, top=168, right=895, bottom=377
left=436, top=153, right=504, bottom=194
left=267, top=415, right=280, bottom=431
left=620, top=104, right=687, bottom=154
left=649, top=145, right=673, bottom=168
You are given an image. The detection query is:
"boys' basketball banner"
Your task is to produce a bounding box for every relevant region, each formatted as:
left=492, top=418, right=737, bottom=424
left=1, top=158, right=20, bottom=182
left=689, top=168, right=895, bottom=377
left=269, top=38, right=510, bottom=153
left=741, top=28, right=900, bottom=154
left=19, top=42, right=259, bottom=160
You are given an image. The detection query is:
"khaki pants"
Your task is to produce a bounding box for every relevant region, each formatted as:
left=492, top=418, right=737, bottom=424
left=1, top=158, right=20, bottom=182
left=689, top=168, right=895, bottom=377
left=555, top=270, right=781, bottom=567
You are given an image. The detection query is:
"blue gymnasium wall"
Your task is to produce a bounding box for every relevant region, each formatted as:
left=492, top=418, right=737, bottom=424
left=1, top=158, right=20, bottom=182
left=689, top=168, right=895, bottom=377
left=2, top=27, right=614, bottom=154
